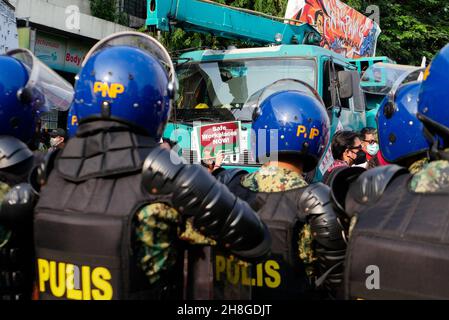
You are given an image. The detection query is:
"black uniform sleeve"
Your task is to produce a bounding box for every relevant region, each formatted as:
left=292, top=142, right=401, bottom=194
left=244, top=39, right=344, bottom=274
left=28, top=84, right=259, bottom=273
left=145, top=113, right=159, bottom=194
left=0, top=183, right=37, bottom=228
left=299, top=182, right=348, bottom=297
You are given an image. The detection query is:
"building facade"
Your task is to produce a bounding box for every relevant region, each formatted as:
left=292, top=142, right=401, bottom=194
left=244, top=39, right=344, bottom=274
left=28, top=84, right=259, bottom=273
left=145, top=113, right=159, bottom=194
left=0, top=0, right=18, bottom=53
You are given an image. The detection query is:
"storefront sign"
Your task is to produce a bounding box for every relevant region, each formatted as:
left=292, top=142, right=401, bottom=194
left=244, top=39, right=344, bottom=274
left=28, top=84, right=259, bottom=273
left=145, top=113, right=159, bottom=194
left=34, top=32, right=88, bottom=73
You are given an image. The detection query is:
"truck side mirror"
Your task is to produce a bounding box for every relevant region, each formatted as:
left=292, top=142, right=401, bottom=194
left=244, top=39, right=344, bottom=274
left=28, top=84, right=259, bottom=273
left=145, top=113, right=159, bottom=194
left=338, top=71, right=354, bottom=99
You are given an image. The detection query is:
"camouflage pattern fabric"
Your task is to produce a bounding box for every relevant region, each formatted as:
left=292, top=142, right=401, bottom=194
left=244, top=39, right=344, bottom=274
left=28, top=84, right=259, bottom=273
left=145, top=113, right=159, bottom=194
left=135, top=202, right=215, bottom=284
left=135, top=203, right=180, bottom=284
left=242, top=164, right=309, bottom=192
left=179, top=219, right=216, bottom=246
left=0, top=182, right=11, bottom=248
left=408, top=158, right=429, bottom=175
left=241, top=164, right=316, bottom=276
left=410, top=160, right=449, bottom=193
left=298, top=224, right=316, bottom=277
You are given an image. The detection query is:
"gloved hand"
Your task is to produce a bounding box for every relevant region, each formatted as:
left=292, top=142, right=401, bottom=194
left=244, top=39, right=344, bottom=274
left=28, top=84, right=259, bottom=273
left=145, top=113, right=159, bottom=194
left=0, top=183, right=37, bottom=228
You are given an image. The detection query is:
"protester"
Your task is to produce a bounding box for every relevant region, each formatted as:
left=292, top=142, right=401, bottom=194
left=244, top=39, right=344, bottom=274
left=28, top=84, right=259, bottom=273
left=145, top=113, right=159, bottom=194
left=322, top=131, right=363, bottom=184
left=360, top=127, right=390, bottom=169
left=48, top=128, right=66, bottom=152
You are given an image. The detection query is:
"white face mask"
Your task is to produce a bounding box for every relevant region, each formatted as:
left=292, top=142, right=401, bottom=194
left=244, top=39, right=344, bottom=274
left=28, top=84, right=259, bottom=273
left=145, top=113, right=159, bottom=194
left=367, top=143, right=379, bottom=156
left=50, top=137, right=61, bottom=147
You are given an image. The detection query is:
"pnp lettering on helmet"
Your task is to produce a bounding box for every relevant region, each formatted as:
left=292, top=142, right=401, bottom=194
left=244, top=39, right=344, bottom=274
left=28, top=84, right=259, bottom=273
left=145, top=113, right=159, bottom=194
left=297, top=126, right=321, bottom=140
left=93, top=82, right=125, bottom=99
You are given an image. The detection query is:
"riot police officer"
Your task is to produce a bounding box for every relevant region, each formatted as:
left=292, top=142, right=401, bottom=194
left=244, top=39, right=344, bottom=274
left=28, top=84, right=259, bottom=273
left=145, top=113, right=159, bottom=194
left=333, top=46, right=449, bottom=299
left=211, top=80, right=349, bottom=299
left=0, top=49, right=73, bottom=300
left=31, top=32, right=270, bottom=300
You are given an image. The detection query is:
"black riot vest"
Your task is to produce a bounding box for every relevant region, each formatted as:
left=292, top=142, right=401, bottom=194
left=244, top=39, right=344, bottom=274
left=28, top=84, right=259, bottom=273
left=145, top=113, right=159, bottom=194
left=345, top=172, right=449, bottom=300
left=0, top=144, right=43, bottom=301
left=0, top=208, right=34, bottom=301
left=212, top=171, right=313, bottom=300
left=34, top=122, right=183, bottom=300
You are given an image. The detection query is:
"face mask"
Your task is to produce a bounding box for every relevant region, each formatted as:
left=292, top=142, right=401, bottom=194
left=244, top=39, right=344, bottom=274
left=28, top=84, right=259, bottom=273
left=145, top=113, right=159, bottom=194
left=354, top=150, right=367, bottom=165
left=367, top=143, right=379, bottom=156
left=50, top=137, right=61, bottom=147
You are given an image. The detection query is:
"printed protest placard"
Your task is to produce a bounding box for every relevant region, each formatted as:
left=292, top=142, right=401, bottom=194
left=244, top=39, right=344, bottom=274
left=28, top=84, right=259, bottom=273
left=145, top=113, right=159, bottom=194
left=194, top=121, right=241, bottom=161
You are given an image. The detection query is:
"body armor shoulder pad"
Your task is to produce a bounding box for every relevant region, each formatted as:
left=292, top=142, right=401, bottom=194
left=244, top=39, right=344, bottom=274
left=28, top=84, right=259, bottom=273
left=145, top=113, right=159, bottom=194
left=329, top=166, right=367, bottom=212
left=29, top=149, right=59, bottom=194
left=213, top=168, right=247, bottom=185
left=299, top=182, right=347, bottom=250
left=0, top=136, right=33, bottom=170
left=142, top=147, right=187, bottom=195
left=346, top=164, right=408, bottom=217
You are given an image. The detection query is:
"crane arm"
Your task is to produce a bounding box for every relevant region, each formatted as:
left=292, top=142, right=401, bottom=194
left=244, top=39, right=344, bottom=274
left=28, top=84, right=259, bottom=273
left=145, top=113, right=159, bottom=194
left=146, top=0, right=321, bottom=46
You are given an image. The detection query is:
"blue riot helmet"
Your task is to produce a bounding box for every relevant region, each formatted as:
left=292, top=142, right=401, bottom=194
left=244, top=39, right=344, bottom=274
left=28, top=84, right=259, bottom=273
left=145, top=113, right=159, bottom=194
left=417, top=44, right=449, bottom=150
left=251, top=79, right=330, bottom=172
left=0, top=49, right=73, bottom=144
left=72, top=31, right=176, bottom=140
left=377, top=67, right=428, bottom=164
left=0, top=49, right=74, bottom=145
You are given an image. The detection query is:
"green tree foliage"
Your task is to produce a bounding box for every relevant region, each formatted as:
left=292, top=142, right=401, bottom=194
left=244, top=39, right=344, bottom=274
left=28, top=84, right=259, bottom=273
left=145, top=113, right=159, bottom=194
left=152, top=0, right=449, bottom=65
left=347, top=1, right=449, bottom=65
left=90, top=0, right=117, bottom=22
left=90, top=0, right=129, bottom=26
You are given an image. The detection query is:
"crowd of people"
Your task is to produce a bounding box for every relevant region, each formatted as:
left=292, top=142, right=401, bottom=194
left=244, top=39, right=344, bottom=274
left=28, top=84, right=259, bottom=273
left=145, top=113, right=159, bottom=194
left=1, top=31, right=449, bottom=301
left=323, top=127, right=387, bottom=184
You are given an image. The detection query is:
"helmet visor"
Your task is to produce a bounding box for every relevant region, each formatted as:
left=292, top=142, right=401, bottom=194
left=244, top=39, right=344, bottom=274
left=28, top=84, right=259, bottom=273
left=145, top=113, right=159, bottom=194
left=382, top=67, right=426, bottom=110
left=7, top=48, right=74, bottom=112
left=83, top=31, right=176, bottom=88
left=361, top=63, right=421, bottom=96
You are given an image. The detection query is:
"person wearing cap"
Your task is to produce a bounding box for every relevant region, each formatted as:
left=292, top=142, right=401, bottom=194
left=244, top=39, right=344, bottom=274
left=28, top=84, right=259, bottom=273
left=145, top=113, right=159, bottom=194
left=49, top=128, right=66, bottom=152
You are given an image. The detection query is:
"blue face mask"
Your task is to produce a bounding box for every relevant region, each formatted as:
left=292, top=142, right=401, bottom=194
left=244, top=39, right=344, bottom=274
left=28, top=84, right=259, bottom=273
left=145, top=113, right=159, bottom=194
left=367, top=143, right=379, bottom=156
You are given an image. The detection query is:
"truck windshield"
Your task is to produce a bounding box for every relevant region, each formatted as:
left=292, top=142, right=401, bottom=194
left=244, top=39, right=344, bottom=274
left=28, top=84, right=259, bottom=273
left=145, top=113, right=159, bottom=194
left=175, top=58, right=316, bottom=121
left=360, top=63, right=420, bottom=96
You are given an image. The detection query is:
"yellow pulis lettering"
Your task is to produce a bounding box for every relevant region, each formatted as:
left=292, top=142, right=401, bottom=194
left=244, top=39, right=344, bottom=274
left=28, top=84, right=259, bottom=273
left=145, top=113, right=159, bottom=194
left=215, top=255, right=226, bottom=281
left=49, top=261, right=66, bottom=298
left=38, top=259, right=50, bottom=292
left=66, top=264, right=82, bottom=300
left=264, top=260, right=281, bottom=288
left=82, top=266, right=92, bottom=300
left=213, top=256, right=284, bottom=289
left=226, top=259, right=240, bottom=285
left=241, top=264, right=252, bottom=286
left=91, top=267, right=113, bottom=300
left=36, top=258, right=113, bottom=300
